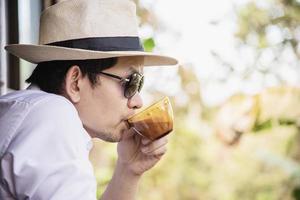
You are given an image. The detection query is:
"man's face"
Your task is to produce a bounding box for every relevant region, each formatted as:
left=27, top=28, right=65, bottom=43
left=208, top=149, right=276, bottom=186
left=75, top=57, right=144, bottom=142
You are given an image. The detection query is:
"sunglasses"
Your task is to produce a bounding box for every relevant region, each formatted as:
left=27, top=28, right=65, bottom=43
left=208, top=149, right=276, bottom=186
left=99, top=71, right=144, bottom=98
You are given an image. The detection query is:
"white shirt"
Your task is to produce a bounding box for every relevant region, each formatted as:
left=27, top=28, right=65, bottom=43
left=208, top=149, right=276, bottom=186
left=0, top=87, right=97, bottom=200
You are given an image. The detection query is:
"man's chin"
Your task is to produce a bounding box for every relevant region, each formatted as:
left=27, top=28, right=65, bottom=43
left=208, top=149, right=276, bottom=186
left=102, top=137, right=119, bottom=143
left=85, top=128, right=121, bottom=142
left=85, top=122, right=129, bottom=142
left=100, top=127, right=128, bottom=143
left=97, top=133, right=121, bottom=143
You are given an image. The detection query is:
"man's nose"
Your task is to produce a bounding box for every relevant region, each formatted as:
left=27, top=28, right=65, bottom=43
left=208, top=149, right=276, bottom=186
left=128, top=93, right=143, bottom=109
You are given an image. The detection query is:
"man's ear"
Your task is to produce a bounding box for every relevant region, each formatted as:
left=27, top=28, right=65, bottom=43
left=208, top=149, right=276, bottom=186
left=64, top=65, right=84, bottom=103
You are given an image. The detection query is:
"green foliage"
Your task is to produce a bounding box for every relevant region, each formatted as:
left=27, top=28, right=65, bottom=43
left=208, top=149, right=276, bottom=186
left=236, top=2, right=270, bottom=48
left=279, top=118, right=297, bottom=126
left=236, top=0, right=300, bottom=51
left=253, top=118, right=296, bottom=132
left=143, top=38, right=155, bottom=52
left=293, top=186, right=300, bottom=200
left=253, top=119, right=273, bottom=132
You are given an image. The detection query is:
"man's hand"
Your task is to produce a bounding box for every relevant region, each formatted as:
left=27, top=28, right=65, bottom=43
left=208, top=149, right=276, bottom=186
left=117, top=128, right=168, bottom=175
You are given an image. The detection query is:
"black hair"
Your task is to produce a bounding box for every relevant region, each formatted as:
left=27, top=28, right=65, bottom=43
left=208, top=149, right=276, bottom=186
left=26, top=58, right=118, bottom=94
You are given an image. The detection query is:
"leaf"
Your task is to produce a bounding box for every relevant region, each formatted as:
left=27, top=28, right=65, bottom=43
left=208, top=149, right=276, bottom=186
left=253, top=119, right=273, bottom=132
left=143, top=38, right=155, bottom=52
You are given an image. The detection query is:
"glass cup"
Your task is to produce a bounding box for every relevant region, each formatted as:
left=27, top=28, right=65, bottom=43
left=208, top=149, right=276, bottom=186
left=127, top=96, right=174, bottom=140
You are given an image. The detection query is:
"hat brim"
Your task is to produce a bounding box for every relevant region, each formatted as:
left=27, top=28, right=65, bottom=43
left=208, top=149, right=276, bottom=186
left=5, top=44, right=178, bottom=66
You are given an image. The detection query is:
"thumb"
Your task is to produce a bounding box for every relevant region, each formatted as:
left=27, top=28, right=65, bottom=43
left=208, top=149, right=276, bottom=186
left=121, top=128, right=136, bottom=140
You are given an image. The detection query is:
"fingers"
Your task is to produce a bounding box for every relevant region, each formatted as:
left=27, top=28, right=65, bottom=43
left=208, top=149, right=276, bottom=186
left=121, top=128, right=136, bottom=140
left=141, top=135, right=168, bottom=156
left=142, top=145, right=167, bottom=157
left=141, top=138, right=151, bottom=145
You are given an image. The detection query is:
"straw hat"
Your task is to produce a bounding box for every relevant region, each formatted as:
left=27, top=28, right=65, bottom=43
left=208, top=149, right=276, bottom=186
left=5, top=0, right=178, bottom=66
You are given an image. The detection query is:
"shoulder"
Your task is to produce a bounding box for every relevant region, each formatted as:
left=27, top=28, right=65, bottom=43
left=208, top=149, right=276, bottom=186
left=1, top=89, right=72, bottom=109
left=0, top=90, right=88, bottom=157
left=0, top=91, right=96, bottom=200
left=26, top=91, right=78, bottom=121
left=17, top=90, right=84, bottom=141
left=0, top=89, right=79, bottom=136
left=0, top=89, right=77, bottom=121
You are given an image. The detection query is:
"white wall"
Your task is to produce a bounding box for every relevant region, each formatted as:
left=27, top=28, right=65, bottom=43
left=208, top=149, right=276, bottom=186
left=0, top=0, right=8, bottom=95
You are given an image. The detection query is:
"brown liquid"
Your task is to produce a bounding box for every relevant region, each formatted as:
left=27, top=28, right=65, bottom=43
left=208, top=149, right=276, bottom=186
left=128, top=119, right=173, bottom=140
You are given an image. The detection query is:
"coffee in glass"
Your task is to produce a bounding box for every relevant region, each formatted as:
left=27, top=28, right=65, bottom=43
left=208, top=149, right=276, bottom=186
left=127, top=97, right=174, bottom=140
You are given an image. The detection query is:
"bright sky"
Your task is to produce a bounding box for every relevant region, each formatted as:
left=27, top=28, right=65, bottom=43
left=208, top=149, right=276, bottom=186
left=140, top=0, right=300, bottom=106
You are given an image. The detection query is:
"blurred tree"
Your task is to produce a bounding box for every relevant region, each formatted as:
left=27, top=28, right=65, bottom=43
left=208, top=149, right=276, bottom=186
left=236, top=0, right=300, bottom=51
left=234, top=0, right=300, bottom=83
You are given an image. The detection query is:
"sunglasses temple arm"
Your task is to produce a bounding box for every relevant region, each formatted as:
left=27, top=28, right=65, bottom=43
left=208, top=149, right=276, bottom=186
left=99, top=72, right=129, bottom=82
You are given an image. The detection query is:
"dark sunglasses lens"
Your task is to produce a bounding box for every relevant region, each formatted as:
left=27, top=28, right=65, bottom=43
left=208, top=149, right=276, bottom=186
left=124, top=73, right=143, bottom=98
left=138, top=76, right=144, bottom=92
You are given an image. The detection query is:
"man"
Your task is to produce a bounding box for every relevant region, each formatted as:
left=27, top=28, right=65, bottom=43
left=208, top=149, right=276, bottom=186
left=0, top=0, right=177, bottom=199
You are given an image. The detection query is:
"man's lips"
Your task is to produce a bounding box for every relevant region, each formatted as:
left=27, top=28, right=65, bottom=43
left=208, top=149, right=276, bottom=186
left=123, top=120, right=130, bottom=129
left=123, top=112, right=135, bottom=121
left=120, top=112, right=135, bottom=129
